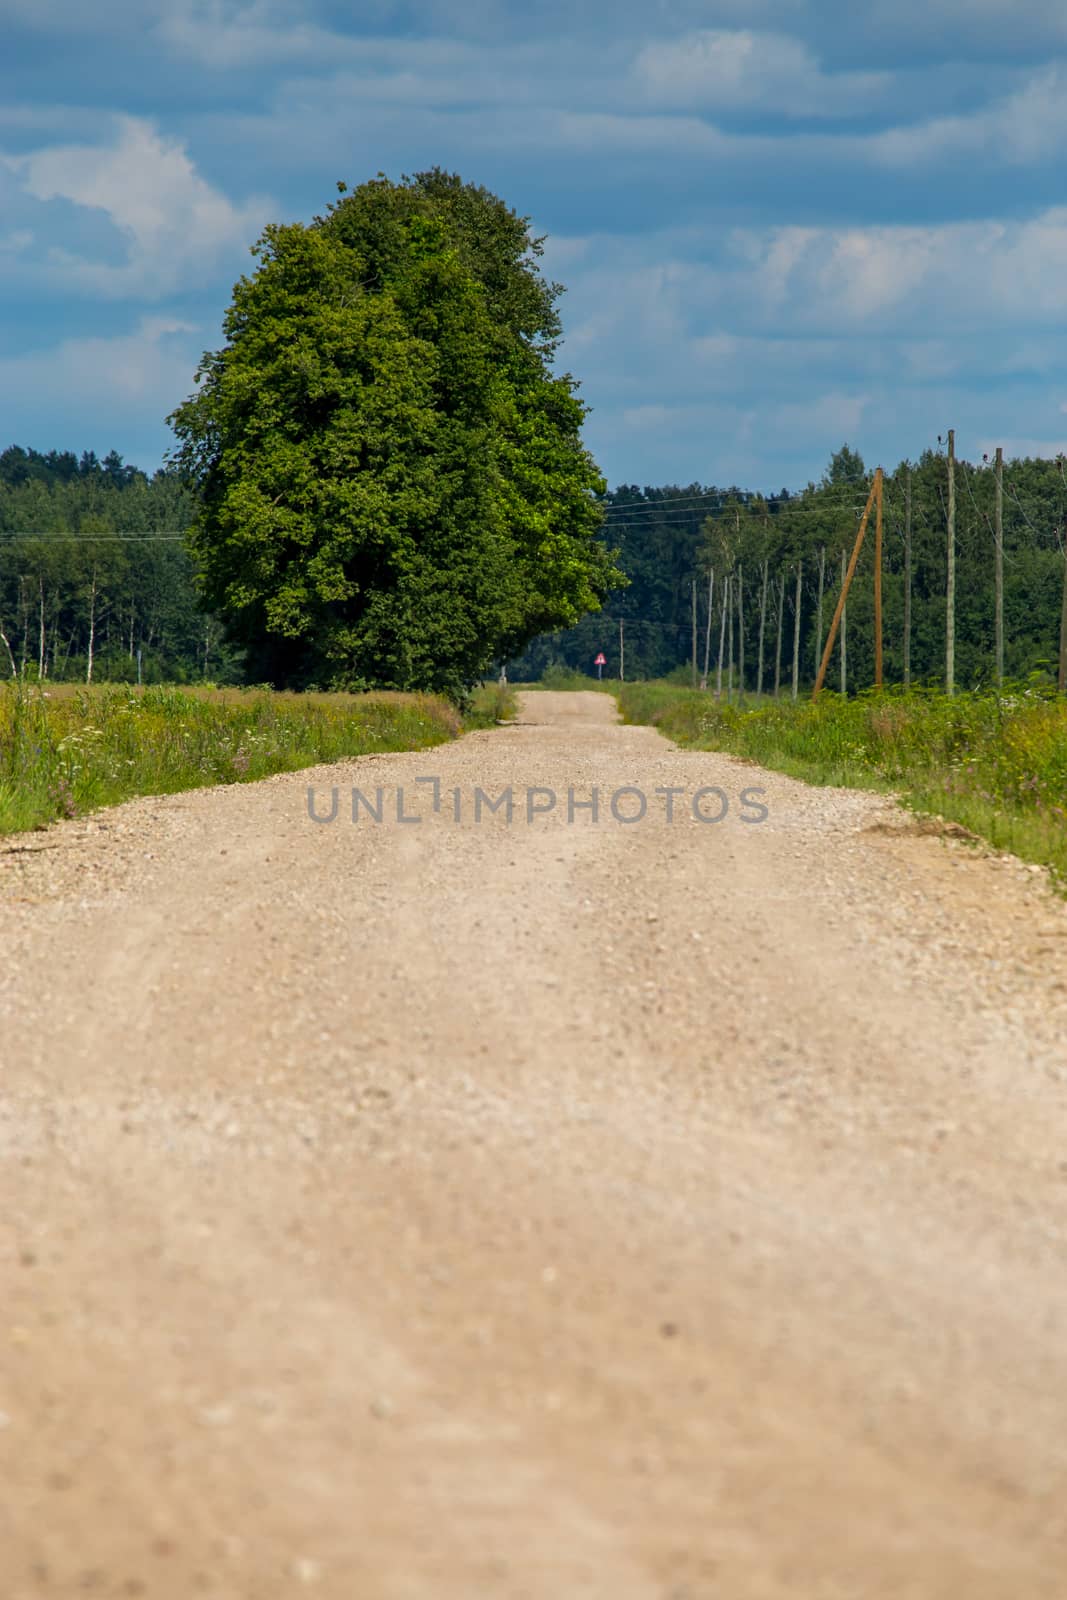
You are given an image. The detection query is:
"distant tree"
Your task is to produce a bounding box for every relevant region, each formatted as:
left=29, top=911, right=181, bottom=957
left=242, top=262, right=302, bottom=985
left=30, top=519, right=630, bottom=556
left=168, top=169, right=622, bottom=696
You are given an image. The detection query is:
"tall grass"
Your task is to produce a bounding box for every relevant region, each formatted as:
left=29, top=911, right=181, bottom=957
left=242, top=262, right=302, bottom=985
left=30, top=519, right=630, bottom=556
left=0, top=683, right=463, bottom=834
left=523, top=665, right=617, bottom=691
left=619, top=681, right=1067, bottom=885
left=463, top=682, right=518, bottom=726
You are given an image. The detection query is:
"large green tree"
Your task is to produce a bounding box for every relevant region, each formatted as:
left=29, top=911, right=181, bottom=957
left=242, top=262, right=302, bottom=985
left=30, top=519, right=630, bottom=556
left=168, top=170, right=622, bottom=696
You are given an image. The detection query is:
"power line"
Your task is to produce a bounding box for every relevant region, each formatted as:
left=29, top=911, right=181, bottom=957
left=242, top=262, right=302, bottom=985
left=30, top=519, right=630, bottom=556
left=602, top=504, right=871, bottom=529
left=0, top=537, right=189, bottom=544
left=600, top=491, right=763, bottom=514
left=602, top=495, right=870, bottom=519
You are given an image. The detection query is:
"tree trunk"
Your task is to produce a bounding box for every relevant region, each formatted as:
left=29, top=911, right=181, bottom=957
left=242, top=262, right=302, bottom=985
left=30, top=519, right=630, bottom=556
left=38, top=577, right=45, bottom=680
left=716, top=574, right=729, bottom=700
left=700, top=569, right=714, bottom=690
left=814, top=546, right=826, bottom=678
left=86, top=567, right=98, bottom=685
left=791, top=560, right=803, bottom=701
left=57, top=629, right=77, bottom=678
left=129, top=598, right=136, bottom=660
left=0, top=616, right=16, bottom=677
left=756, top=559, right=768, bottom=699
left=774, top=575, right=785, bottom=698
left=736, top=566, right=745, bottom=702
left=727, top=572, right=735, bottom=702
left=1059, top=543, right=1067, bottom=695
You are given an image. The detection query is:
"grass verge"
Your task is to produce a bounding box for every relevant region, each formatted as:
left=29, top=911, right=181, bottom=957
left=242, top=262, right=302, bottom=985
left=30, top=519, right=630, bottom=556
left=618, top=681, right=1067, bottom=887
left=518, top=666, right=617, bottom=692
left=0, top=682, right=467, bottom=834
left=462, top=682, right=518, bottom=727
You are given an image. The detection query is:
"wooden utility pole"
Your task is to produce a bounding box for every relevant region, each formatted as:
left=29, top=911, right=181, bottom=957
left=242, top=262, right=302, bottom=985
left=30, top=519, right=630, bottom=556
left=736, top=566, right=745, bottom=701
left=700, top=569, right=714, bottom=690
left=874, top=468, right=884, bottom=687
left=903, top=466, right=912, bottom=688
left=774, top=575, right=784, bottom=698
left=619, top=617, right=625, bottom=683
left=814, top=546, right=826, bottom=680
left=994, top=446, right=1004, bottom=689
left=946, top=428, right=956, bottom=695
left=791, top=560, right=802, bottom=701
left=757, top=558, right=768, bottom=697
left=691, top=577, right=697, bottom=688
left=813, top=476, right=879, bottom=697
left=716, top=574, right=729, bottom=700
left=840, top=550, right=847, bottom=695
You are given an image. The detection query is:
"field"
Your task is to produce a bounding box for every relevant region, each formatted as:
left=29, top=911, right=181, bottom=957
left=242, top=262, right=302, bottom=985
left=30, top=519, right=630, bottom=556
left=0, top=681, right=482, bottom=834
left=619, top=680, right=1067, bottom=885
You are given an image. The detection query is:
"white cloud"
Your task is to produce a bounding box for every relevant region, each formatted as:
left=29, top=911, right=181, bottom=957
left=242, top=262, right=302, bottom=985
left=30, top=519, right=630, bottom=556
left=5, top=116, right=270, bottom=298
left=722, top=209, right=1067, bottom=330
left=156, top=0, right=341, bottom=68
left=871, top=65, right=1067, bottom=166
left=0, top=316, right=198, bottom=410
left=771, top=389, right=872, bottom=437
left=634, top=29, right=888, bottom=117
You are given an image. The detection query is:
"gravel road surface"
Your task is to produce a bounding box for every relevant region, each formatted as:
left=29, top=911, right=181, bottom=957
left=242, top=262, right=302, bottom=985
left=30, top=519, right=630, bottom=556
left=2, top=689, right=1067, bottom=1598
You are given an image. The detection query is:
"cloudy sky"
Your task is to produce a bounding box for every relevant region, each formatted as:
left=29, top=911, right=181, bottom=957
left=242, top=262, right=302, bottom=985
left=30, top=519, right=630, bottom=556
left=2, top=0, right=1066, bottom=490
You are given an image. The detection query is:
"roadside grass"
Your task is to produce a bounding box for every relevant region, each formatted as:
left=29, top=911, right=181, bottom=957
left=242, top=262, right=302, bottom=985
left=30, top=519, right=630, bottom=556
left=0, top=682, right=466, bottom=835
left=619, top=681, right=1067, bottom=887
left=519, top=666, right=617, bottom=692
left=463, top=682, right=518, bottom=726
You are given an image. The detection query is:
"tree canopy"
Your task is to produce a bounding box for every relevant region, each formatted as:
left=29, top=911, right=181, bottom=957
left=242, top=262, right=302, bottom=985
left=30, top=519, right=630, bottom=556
left=168, top=169, right=622, bottom=696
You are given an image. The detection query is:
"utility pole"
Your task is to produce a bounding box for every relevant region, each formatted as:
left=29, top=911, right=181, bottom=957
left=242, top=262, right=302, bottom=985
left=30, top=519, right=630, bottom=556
left=840, top=550, right=847, bottom=695
left=904, top=466, right=912, bottom=688
left=619, top=616, right=625, bottom=683
left=814, top=476, right=878, bottom=697
left=874, top=468, right=884, bottom=687
left=756, top=558, right=768, bottom=698
left=791, top=560, right=802, bottom=701
left=774, top=574, right=784, bottom=698
left=946, top=428, right=956, bottom=695
left=691, top=577, right=698, bottom=688
left=700, top=569, right=714, bottom=690
left=994, top=446, right=1004, bottom=690
left=814, top=546, right=826, bottom=681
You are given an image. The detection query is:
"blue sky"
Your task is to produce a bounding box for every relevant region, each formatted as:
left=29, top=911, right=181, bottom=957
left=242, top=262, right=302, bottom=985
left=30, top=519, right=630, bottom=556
left=2, top=0, right=1067, bottom=492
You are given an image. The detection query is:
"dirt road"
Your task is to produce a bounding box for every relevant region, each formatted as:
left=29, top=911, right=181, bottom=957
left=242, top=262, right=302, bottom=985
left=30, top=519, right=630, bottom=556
left=2, top=689, right=1067, bottom=1598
